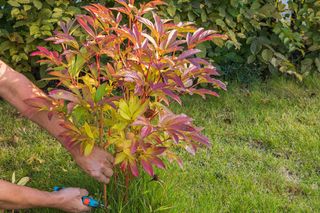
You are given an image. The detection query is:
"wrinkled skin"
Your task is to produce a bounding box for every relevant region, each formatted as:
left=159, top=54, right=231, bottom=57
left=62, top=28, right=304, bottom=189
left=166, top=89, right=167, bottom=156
left=71, top=146, right=114, bottom=184
left=52, top=188, right=91, bottom=212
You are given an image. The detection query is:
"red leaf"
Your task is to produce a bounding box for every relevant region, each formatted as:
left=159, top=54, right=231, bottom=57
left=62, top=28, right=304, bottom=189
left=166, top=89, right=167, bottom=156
left=49, top=89, right=80, bottom=103
left=141, top=126, right=153, bottom=138
left=153, top=147, right=166, bottom=155
left=136, top=16, right=155, bottom=33
left=170, top=74, right=185, bottom=88
left=76, top=15, right=95, bottom=37
left=116, top=12, right=122, bottom=23
left=192, top=28, right=205, bottom=43
left=150, top=157, right=165, bottom=169
left=153, top=13, right=163, bottom=35
left=129, top=160, right=139, bottom=177
left=188, top=58, right=210, bottom=66
left=150, top=82, right=166, bottom=90
left=191, top=133, right=210, bottom=147
left=190, top=88, right=219, bottom=98
left=67, top=102, right=77, bottom=114
left=185, top=145, right=196, bottom=156
left=141, top=159, right=154, bottom=176
left=120, top=161, right=128, bottom=172
left=162, top=88, right=181, bottom=105
left=141, top=33, right=158, bottom=48
left=131, top=141, right=139, bottom=154
left=166, top=30, right=177, bottom=48
left=178, top=49, right=201, bottom=60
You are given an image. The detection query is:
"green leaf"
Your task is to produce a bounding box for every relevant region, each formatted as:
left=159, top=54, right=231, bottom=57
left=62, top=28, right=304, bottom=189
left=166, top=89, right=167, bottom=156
left=201, top=10, right=207, bottom=22
left=216, top=19, right=226, bottom=28
left=23, top=4, right=31, bottom=11
left=8, top=0, right=20, bottom=7
left=173, top=14, right=181, bottom=23
left=33, top=0, right=42, bottom=9
left=94, top=83, right=107, bottom=102
left=301, top=58, right=313, bottom=73
left=196, top=43, right=207, bottom=58
left=261, top=49, right=273, bottom=61
left=69, top=54, right=85, bottom=77
left=30, top=25, right=40, bottom=36
left=315, top=58, right=320, bottom=73
left=250, top=40, right=262, bottom=55
left=187, top=11, right=196, bottom=21
left=72, top=106, right=89, bottom=123
left=0, top=41, right=13, bottom=54
left=167, top=5, right=176, bottom=17
left=17, top=0, right=30, bottom=3
left=247, top=55, right=256, bottom=64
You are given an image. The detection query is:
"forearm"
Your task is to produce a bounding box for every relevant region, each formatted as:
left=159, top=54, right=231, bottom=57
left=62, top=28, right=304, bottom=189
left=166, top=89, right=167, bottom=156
left=0, top=180, right=58, bottom=209
left=0, top=60, right=76, bottom=153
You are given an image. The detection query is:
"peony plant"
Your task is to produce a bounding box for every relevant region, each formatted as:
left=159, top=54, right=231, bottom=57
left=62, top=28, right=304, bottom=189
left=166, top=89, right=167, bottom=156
left=28, top=0, right=226, bottom=205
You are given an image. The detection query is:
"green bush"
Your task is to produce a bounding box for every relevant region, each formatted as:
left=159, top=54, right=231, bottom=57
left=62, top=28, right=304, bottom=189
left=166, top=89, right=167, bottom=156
left=158, top=0, right=320, bottom=80
left=0, top=0, right=114, bottom=87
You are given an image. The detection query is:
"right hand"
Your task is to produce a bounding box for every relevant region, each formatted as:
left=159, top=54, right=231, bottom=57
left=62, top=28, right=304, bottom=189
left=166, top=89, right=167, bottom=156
left=51, top=187, right=91, bottom=212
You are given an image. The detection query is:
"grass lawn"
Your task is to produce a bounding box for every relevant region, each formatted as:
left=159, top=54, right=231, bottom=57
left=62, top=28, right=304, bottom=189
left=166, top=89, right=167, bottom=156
left=0, top=76, right=319, bottom=212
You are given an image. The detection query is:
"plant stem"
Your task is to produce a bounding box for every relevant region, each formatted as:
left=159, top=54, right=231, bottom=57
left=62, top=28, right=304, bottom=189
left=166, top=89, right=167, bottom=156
left=98, top=107, right=108, bottom=208
left=96, top=54, right=101, bottom=85
left=103, top=183, right=107, bottom=208
left=124, top=171, right=130, bottom=202
left=96, top=52, right=107, bottom=208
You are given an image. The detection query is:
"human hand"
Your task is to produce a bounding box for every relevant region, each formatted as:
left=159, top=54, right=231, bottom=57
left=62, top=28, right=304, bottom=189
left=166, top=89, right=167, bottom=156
left=51, top=188, right=91, bottom=212
left=71, top=145, right=114, bottom=184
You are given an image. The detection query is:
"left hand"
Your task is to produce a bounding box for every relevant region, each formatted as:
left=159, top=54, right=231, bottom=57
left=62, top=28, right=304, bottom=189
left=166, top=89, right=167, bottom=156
left=70, top=145, right=114, bottom=184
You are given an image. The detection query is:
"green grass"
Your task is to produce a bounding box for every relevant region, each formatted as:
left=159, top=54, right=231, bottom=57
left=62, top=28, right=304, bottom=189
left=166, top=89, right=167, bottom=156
left=1, top=76, right=320, bottom=212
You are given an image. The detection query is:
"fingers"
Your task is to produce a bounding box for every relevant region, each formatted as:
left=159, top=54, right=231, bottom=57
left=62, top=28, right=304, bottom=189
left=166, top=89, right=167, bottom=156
left=102, top=166, right=113, bottom=178
left=78, top=189, right=91, bottom=212
left=97, top=174, right=110, bottom=184
left=105, top=152, right=114, bottom=164
left=81, top=205, right=91, bottom=212
left=79, top=188, right=89, bottom=197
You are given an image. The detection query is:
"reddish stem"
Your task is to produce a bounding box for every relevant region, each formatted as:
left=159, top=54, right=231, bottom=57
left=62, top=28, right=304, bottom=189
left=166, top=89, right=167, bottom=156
left=103, top=184, right=107, bottom=207
left=124, top=171, right=130, bottom=202
left=96, top=54, right=101, bottom=85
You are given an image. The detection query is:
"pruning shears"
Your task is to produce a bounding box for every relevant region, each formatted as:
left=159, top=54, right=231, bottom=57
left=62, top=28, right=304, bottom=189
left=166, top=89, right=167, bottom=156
left=53, top=186, right=104, bottom=208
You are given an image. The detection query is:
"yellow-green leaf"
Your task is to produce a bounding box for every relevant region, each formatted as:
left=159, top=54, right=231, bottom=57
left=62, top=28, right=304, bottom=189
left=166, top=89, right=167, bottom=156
left=83, top=122, right=94, bottom=139
left=261, top=49, right=273, bottom=61
left=84, top=142, right=94, bottom=156
left=8, top=0, right=20, bottom=7
left=33, top=0, right=42, bottom=9
left=119, top=99, right=131, bottom=120
left=132, top=100, right=148, bottom=120
left=17, top=177, right=30, bottom=186
left=11, top=172, right=16, bottom=184
left=114, top=152, right=127, bottom=165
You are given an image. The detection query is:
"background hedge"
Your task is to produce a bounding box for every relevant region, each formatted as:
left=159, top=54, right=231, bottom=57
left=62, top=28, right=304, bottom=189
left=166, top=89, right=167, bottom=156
left=0, top=0, right=319, bottom=86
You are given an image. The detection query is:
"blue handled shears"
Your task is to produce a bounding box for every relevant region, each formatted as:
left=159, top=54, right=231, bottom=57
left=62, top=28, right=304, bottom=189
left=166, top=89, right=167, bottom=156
left=53, top=186, right=104, bottom=208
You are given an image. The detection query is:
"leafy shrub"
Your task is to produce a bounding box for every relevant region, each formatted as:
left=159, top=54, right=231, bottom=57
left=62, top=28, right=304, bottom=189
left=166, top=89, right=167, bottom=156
left=159, top=0, right=320, bottom=80
left=27, top=0, right=225, bottom=202
left=0, top=0, right=112, bottom=86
